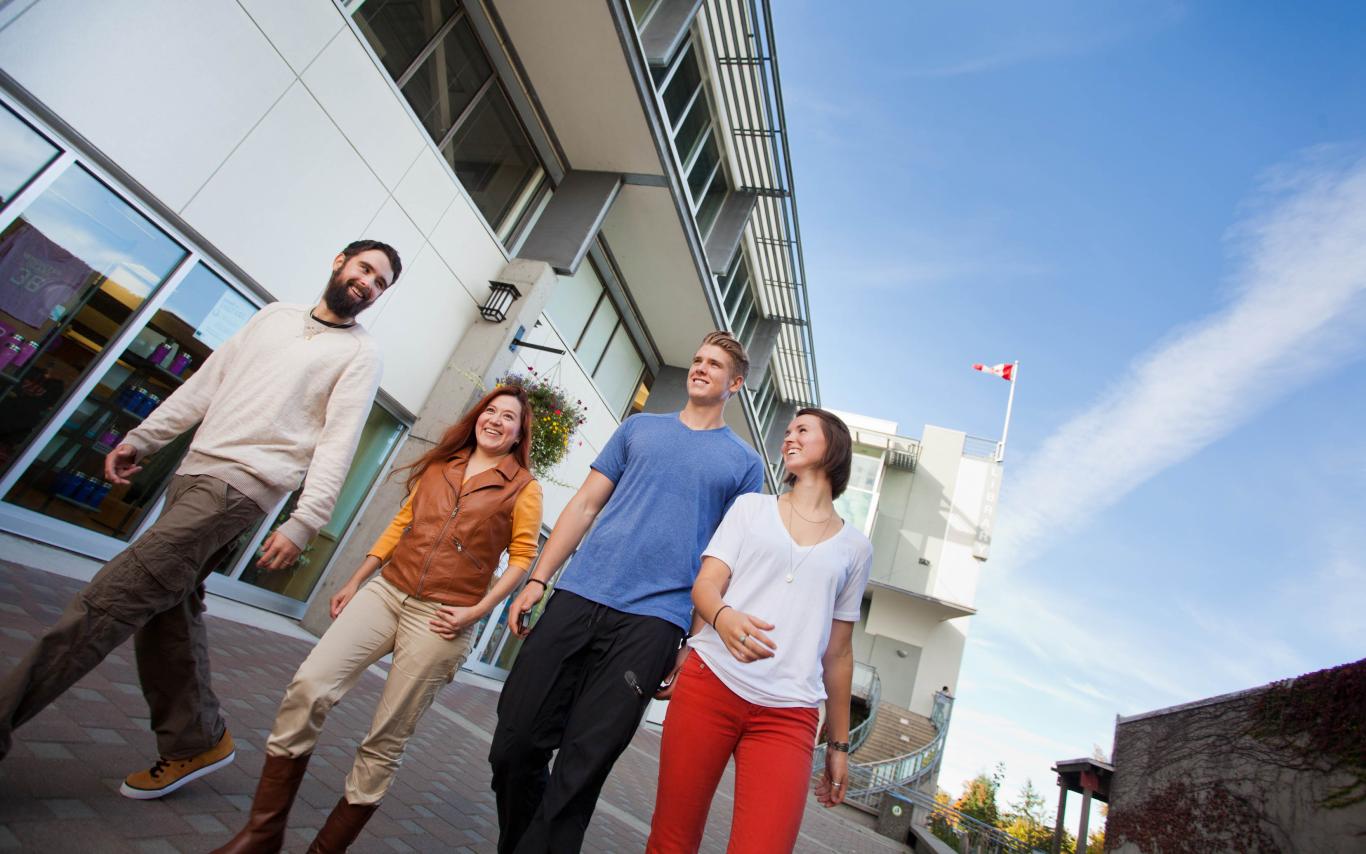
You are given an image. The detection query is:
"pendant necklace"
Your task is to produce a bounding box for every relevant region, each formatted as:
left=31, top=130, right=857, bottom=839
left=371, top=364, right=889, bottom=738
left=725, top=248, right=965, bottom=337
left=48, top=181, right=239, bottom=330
left=784, top=496, right=835, bottom=583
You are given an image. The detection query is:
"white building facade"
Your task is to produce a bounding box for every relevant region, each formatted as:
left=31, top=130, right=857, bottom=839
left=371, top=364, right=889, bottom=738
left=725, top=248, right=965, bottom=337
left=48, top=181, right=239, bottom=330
left=0, top=0, right=818, bottom=678
left=833, top=412, right=1002, bottom=722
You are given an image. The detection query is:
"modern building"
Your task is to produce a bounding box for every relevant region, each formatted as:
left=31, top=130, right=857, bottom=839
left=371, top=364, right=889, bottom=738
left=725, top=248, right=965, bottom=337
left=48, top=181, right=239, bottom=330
left=822, top=411, right=1004, bottom=806
left=0, top=5, right=1006, bottom=820
left=0, top=0, right=817, bottom=673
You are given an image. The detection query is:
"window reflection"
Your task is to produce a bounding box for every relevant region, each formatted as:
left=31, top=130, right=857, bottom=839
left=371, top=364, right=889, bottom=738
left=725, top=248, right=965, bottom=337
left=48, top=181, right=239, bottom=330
left=233, top=404, right=405, bottom=603
left=4, top=264, right=252, bottom=539
left=0, top=103, right=59, bottom=207
left=355, top=0, right=460, bottom=80
left=0, top=166, right=185, bottom=475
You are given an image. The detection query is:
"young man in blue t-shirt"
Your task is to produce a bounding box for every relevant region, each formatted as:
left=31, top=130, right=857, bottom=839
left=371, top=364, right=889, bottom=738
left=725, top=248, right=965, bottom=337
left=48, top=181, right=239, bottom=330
left=489, top=331, right=765, bottom=853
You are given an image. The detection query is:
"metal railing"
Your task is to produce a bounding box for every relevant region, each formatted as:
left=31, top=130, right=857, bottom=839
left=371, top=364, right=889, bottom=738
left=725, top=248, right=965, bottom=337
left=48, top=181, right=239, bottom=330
left=962, top=435, right=1001, bottom=460
left=811, top=663, right=880, bottom=773
left=885, top=785, right=1038, bottom=854
left=843, top=690, right=955, bottom=812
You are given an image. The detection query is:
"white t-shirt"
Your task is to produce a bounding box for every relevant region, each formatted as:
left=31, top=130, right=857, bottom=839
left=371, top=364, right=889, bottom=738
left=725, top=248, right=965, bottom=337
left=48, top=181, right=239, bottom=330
left=688, top=493, right=873, bottom=708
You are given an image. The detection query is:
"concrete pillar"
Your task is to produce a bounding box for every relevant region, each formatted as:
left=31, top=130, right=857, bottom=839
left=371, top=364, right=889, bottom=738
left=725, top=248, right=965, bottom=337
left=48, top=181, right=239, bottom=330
left=1052, top=783, right=1067, bottom=854
left=299, top=259, right=557, bottom=636
left=641, top=365, right=688, bottom=415
left=1076, top=789, right=1093, bottom=854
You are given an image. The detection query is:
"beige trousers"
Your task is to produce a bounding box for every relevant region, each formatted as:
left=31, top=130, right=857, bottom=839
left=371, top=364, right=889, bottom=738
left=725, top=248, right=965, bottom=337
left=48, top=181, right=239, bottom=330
left=266, top=575, right=473, bottom=804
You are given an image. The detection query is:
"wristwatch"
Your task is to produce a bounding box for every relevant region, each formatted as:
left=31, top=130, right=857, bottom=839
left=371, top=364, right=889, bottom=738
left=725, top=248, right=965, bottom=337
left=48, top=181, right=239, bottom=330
left=827, top=739, right=850, bottom=753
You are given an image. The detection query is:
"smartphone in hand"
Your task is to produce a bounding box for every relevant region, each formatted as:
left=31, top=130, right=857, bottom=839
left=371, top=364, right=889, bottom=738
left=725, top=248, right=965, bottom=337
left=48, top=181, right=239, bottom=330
left=517, top=607, right=534, bottom=634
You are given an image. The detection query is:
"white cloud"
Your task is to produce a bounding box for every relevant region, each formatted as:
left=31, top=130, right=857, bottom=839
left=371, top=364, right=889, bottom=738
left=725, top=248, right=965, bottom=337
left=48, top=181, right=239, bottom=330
left=997, top=148, right=1366, bottom=570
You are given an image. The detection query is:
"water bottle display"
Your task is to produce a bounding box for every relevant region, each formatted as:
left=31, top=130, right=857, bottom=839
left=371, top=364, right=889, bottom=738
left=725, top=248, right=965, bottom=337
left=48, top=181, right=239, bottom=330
left=168, top=351, right=192, bottom=376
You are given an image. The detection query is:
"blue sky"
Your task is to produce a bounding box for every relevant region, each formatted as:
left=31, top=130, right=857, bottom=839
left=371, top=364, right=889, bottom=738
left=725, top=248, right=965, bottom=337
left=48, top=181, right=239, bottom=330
left=774, top=0, right=1366, bottom=826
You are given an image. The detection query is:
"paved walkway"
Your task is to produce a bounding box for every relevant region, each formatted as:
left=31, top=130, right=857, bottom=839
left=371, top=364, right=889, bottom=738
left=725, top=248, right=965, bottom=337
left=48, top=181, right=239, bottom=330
left=0, top=561, right=908, bottom=853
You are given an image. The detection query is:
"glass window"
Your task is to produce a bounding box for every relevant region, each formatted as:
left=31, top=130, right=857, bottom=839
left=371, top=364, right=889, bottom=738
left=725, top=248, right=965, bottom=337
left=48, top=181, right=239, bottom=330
left=0, top=166, right=186, bottom=476
left=673, top=93, right=711, bottom=167
left=575, top=301, right=616, bottom=372
left=686, top=136, right=719, bottom=203
left=544, top=253, right=605, bottom=340
left=849, top=452, right=881, bottom=492
left=695, top=167, right=728, bottom=236
left=661, top=43, right=702, bottom=125
left=444, top=84, right=544, bottom=230
left=233, top=403, right=406, bottom=602
left=835, top=489, right=873, bottom=535
left=0, top=103, right=59, bottom=207
left=753, top=369, right=778, bottom=439
left=4, top=263, right=251, bottom=539
left=355, top=0, right=461, bottom=80
left=355, top=3, right=547, bottom=237
left=629, top=0, right=661, bottom=26
left=594, top=325, right=645, bottom=415
left=402, top=15, right=493, bottom=143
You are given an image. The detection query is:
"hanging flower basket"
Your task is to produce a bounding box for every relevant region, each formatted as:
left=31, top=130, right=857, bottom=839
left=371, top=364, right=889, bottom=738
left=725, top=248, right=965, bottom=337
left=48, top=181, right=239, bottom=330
left=496, top=370, right=586, bottom=480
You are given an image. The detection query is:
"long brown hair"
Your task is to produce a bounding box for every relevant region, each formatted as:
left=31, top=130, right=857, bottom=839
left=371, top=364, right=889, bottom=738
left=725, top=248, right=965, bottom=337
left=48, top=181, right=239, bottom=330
left=397, top=385, right=533, bottom=494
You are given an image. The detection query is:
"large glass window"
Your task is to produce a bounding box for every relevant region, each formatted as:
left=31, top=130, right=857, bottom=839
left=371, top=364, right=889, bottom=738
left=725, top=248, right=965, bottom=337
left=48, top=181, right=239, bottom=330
left=752, top=368, right=778, bottom=440
left=356, top=0, right=461, bottom=80
left=230, top=403, right=406, bottom=603
left=654, top=37, right=733, bottom=238
left=354, top=3, right=546, bottom=237
left=0, top=165, right=187, bottom=476
left=0, top=103, right=59, bottom=205
left=834, top=449, right=884, bottom=535
left=543, top=259, right=649, bottom=418
left=719, top=250, right=759, bottom=350
left=4, top=264, right=253, bottom=539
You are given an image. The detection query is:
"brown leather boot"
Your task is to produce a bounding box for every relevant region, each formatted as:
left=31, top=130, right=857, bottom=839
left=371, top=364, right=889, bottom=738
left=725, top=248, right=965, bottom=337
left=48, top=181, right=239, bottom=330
left=210, top=753, right=311, bottom=853
left=306, top=797, right=378, bottom=853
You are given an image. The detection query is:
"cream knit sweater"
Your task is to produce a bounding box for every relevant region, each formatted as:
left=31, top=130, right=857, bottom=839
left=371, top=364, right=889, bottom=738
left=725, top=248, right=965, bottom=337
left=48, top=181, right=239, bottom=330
left=123, top=302, right=382, bottom=548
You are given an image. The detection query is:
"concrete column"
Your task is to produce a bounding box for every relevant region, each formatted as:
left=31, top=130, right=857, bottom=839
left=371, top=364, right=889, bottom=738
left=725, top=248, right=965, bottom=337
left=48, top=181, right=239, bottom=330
left=299, top=259, right=557, bottom=635
left=641, top=366, right=688, bottom=415
left=1076, top=789, right=1093, bottom=854
left=1052, top=783, right=1067, bottom=854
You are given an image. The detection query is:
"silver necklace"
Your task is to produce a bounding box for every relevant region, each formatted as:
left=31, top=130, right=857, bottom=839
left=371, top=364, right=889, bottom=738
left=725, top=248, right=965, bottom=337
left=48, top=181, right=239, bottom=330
left=784, top=497, right=835, bottom=583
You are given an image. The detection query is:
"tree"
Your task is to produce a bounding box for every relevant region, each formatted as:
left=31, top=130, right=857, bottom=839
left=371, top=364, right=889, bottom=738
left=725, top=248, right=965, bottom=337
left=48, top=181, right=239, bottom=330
left=1003, top=778, right=1053, bottom=849
left=953, top=763, right=1004, bottom=826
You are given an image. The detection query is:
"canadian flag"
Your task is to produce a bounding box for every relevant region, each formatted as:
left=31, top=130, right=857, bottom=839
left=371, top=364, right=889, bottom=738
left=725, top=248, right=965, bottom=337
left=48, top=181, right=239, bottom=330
left=973, top=362, right=1015, bottom=381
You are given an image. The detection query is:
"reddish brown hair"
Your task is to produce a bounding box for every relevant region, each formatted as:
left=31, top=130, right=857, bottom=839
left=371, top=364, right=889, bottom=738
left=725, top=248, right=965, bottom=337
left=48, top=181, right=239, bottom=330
left=782, top=407, right=853, bottom=498
left=397, top=386, right=533, bottom=494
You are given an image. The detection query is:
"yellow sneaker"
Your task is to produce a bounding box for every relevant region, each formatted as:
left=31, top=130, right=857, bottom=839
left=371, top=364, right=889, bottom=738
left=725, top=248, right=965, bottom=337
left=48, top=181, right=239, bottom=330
left=119, top=730, right=236, bottom=800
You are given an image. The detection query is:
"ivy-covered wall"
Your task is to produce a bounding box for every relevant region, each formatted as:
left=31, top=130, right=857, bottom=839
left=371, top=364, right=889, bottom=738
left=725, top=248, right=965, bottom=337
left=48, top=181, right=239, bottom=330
left=1106, top=658, right=1366, bottom=853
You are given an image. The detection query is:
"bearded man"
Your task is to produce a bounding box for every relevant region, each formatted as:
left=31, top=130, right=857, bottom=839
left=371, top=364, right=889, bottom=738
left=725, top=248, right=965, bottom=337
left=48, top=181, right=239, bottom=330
left=0, top=240, right=399, bottom=800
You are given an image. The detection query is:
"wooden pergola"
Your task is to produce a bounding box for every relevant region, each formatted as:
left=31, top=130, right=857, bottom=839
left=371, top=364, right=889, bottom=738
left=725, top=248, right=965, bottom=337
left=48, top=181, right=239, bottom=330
left=1050, top=757, right=1112, bottom=854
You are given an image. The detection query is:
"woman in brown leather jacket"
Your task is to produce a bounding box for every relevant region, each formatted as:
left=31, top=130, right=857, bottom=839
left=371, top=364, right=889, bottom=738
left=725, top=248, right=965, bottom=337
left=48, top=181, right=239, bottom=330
left=215, top=386, right=542, bottom=854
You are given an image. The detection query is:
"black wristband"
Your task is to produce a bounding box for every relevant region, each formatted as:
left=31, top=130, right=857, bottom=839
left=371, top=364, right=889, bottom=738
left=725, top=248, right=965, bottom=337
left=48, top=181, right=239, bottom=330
left=827, top=740, right=850, bottom=753
left=710, top=603, right=733, bottom=627
left=525, top=578, right=547, bottom=592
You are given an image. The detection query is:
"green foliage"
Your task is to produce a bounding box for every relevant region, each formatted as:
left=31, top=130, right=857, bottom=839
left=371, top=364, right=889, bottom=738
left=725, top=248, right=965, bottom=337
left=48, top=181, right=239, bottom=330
left=953, top=764, right=1004, bottom=826
left=496, top=370, right=586, bottom=480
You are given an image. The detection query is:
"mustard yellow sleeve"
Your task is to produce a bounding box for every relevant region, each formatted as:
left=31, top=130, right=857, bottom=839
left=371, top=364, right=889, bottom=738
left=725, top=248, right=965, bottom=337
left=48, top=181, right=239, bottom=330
left=366, top=495, right=413, bottom=563
left=507, top=480, right=544, bottom=571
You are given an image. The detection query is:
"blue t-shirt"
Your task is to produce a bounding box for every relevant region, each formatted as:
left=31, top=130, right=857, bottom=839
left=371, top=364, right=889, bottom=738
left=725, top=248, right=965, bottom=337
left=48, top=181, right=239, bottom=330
left=555, top=412, right=765, bottom=629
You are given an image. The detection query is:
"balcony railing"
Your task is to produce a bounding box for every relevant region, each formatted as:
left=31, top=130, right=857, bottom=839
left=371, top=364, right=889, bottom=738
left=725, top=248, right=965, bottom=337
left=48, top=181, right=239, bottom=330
left=842, top=690, right=955, bottom=813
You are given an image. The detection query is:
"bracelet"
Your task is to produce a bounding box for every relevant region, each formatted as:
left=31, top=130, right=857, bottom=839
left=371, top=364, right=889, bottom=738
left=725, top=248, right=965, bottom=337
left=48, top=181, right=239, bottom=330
left=525, top=578, right=547, bottom=592
left=826, top=739, right=851, bottom=753
left=710, top=603, right=732, bottom=627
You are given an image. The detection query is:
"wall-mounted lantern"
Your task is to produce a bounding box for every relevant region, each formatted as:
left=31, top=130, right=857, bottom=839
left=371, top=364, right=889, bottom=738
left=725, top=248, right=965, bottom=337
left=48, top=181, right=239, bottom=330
left=480, top=280, right=522, bottom=323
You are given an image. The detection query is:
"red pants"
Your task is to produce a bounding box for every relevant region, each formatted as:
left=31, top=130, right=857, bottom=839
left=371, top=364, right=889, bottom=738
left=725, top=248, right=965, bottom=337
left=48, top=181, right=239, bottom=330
left=646, top=652, right=819, bottom=854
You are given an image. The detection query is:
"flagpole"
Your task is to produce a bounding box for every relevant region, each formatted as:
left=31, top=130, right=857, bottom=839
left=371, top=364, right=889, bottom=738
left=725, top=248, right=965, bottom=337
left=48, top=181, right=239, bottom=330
left=997, top=361, right=1018, bottom=463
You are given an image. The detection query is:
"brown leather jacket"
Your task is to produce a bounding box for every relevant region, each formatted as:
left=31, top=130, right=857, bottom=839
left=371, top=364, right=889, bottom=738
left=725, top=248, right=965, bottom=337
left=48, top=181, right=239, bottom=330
left=381, top=450, right=535, bottom=606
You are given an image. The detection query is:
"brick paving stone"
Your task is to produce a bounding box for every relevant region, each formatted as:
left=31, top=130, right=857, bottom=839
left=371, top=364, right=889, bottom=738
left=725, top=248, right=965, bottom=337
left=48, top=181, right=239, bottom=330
left=0, top=561, right=908, bottom=852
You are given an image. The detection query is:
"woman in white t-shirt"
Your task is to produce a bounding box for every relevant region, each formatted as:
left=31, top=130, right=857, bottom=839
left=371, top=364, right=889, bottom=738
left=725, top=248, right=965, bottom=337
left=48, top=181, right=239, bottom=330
left=646, top=408, right=872, bottom=854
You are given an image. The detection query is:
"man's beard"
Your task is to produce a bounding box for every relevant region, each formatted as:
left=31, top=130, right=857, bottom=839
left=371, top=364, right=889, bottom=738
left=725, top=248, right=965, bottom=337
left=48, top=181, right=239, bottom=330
left=322, top=269, right=372, bottom=319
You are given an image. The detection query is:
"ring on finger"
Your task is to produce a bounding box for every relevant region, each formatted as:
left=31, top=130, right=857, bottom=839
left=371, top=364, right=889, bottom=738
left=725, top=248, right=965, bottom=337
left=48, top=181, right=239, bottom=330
left=739, top=633, right=749, bottom=644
